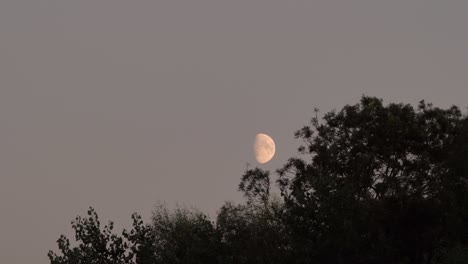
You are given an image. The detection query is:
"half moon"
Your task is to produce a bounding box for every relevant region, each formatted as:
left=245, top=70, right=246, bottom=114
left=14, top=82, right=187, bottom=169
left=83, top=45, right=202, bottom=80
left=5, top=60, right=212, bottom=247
left=254, top=133, right=276, bottom=164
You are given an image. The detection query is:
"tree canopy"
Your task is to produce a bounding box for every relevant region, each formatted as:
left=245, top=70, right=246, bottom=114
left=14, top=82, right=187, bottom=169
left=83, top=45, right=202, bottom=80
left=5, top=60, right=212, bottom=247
left=49, top=96, right=468, bottom=264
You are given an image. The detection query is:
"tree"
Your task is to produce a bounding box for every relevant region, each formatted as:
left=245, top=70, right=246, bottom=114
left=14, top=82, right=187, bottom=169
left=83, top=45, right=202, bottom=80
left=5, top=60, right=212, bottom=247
left=50, top=96, right=468, bottom=264
left=239, top=168, right=271, bottom=205
left=214, top=168, right=290, bottom=264
left=48, top=207, right=134, bottom=264
left=277, top=96, right=468, bottom=264
left=49, top=205, right=219, bottom=264
left=122, top=213, right=158, bottom=264
left=149, top=204, right=219, bottom=264
left=216, top=199, right=289, bottom=264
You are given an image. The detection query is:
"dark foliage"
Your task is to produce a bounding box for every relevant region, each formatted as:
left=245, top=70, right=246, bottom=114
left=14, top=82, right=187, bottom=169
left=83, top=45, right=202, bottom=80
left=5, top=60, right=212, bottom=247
left=49, top=96, right=468, bottom=264
left=239, top=168, right=271, bottom=204
left=48, top=208, right=134, bottom=264
left=278, top=97, right=468, bottom=263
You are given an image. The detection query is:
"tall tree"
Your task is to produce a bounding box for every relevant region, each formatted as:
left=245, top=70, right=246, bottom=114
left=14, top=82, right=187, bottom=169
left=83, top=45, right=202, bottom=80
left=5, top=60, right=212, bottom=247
left=277, top=97, right=468, bottom=264
left=49, top=96, right=468, bottom=264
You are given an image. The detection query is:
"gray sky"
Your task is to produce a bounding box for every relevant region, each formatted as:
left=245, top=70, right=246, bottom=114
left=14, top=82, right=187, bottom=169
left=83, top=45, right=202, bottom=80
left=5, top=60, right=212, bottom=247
left=1, top=0, right=467, bottom=263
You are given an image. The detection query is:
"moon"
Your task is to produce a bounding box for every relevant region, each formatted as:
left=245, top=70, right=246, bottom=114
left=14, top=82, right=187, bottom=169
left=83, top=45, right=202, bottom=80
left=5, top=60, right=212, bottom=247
left=254, top=133, right=276, bottom=164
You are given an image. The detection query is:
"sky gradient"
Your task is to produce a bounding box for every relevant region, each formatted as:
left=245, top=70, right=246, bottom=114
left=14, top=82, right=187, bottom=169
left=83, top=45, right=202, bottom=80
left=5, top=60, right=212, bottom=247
left=1, top=1, right=468, bottom=263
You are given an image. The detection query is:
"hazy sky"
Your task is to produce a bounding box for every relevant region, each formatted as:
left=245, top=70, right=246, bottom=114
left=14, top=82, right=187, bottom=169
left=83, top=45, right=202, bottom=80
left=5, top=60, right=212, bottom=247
left=1, top=1, right=468, bottom=263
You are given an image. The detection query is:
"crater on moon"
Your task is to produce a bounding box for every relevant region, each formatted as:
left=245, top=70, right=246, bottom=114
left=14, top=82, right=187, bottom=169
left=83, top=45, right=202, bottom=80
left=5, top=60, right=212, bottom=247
left=254, top=133, right=276, bottom=164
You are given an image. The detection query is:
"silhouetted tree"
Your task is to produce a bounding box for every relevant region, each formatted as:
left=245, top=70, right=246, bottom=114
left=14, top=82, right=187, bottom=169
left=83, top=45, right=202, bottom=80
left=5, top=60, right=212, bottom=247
left=49, top=205, right=218, bottom=264
left=277, top=96, right=468, bottom=264
left=50, top=96, right=468, bottom=264
left=123, top=213, right=158, bottom=264
left=216, top=198, right=289, bottom=264
left=149, top=204, right=218, bottom=264
left=239, top=168, right=271, bottom=205
left=48, top=207, right=134, bottom=264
